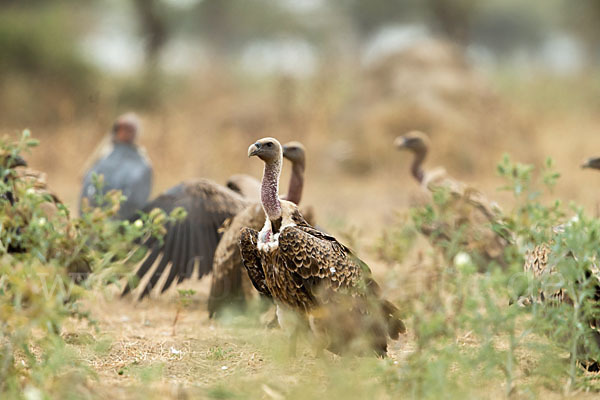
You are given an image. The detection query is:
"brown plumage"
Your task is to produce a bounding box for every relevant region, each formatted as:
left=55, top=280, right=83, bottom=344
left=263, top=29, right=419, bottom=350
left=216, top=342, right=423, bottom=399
left=395, top=131, right=509, bottom=266
left=522, top=157, right=600, bottom=305
left=208, top=142, right=309, bottom=317
left=240, top=138, right=405, bottom=356
left=122, top=179, right=250, bottom=299
left=521, top=241, right=600, bottom=370
left=225, top=174, right=261, bottom=201
left=519, top=156, right=600, bottom=368
left=521, top=243, right=570, bottom=305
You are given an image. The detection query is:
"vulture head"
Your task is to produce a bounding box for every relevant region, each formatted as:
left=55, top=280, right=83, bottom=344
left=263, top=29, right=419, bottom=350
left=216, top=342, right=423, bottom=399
left=394, top=130, right=430, bottom=154
left=582, top=157, right=600, bottom=170
left=394, top=131, right=430, bottom=183
left=248, top=137, right=282, bottom=164
left=282, top=141, right=306, bottom=165
left=112, top=112, right=140, bottom=144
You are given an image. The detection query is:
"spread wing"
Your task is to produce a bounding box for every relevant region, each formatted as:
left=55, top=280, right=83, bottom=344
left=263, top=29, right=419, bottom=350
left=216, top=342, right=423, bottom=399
left=123, top=179, right=249, bottom=299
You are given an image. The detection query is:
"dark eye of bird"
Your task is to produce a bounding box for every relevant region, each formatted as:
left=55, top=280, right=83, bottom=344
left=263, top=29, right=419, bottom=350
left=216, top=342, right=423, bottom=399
left=265, top=142, right=273, bottom=147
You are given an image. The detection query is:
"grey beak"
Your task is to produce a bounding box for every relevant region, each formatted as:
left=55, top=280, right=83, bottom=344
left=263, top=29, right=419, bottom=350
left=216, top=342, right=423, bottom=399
left=248, top=142, right=261, bottom=157
left=394, top=137, right=407, bottom=149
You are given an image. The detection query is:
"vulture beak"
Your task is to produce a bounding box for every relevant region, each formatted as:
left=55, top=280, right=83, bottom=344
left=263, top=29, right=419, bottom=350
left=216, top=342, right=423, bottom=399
left=394, top=137, right=407, bottom=149
left=581, top=157, right=600, bottom=169
left=248, top=142, right=261, bottom=158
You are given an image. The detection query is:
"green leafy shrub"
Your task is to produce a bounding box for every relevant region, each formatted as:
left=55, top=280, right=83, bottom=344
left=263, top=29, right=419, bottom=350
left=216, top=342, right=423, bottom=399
left=377, top=154, right=600, bottom=397
left=0, top=131, right=181, bottom=399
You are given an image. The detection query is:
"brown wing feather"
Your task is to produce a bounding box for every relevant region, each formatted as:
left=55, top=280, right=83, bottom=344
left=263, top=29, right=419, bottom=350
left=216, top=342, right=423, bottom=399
left=239, top=227, right=272, bottom=297
left=277, top=225, right=363, bottom=294
left=208, top=204, right=321, bottom=317
left=122, top=179, right=249, bottom=298
left=276, top=217, right=406, bottom=344
left=208, top=203, right=265, bottom=316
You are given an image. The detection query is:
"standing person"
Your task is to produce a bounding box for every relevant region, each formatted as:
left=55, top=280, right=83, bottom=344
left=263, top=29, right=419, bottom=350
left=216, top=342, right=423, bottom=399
left=80, top=113, right=152, bottom=219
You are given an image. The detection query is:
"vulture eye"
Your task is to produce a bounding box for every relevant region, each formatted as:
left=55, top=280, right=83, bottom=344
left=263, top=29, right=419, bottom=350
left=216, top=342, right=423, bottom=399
left=265, top=142, right=273, bottom=147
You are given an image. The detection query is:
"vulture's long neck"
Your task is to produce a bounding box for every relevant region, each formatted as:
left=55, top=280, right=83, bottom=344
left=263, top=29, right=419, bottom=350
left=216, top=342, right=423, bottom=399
left=284, top=160, right=305, bottom=205
left=411, top=147, right=427, bottom=184
left=261, top=156, right=282, bottom=221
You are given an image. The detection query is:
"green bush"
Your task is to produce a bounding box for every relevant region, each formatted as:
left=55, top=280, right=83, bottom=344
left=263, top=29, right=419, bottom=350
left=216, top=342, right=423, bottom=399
left=377, top=154, right=600, bottom=397
left=0, top=131, right=181, bottom=399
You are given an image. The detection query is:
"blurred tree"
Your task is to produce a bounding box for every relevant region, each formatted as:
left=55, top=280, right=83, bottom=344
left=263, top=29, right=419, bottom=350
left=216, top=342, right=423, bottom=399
left=0, top=2, right=96, bottom=125
left=132, top=0, right=169, bottom=67
left=188, top=0, right=308, bottom=59
left=335, top=0, right=416, bottom=39
left=564, top=0, right=600, bottom=65
left=470, top=0, right=555, bottom=57
left=424, top=0, right=480, bottom=45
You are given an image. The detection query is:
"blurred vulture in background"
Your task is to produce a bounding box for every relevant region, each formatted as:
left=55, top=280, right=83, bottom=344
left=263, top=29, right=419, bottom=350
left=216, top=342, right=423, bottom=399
left=208, top=141, right=308, bottom=317
left=395, top=130, right=510, bottom=267
left=240, top=138, right=405, bottom=356
left=225, top=174, right=261, bottom=201
left=80, top=113, right=153, bottom=220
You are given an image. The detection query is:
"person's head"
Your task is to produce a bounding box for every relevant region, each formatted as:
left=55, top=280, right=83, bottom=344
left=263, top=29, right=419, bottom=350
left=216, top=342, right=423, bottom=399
left=112, top=113, right=140, bottom=144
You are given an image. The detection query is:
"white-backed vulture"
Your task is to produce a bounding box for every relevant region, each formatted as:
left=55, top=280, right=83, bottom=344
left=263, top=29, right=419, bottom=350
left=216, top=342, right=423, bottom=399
left=239, top=137, right=405, bottom=356
left=395, top=130, right=509, bottom=266
left=208, top=141, right=308, bottom=317
left=121, top=179, right=250, bottom=299
left=80, top=113, right=152, bottom=220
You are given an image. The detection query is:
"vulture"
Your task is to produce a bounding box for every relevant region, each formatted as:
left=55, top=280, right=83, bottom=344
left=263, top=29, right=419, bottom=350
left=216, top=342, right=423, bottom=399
left=520, top=155, right=600, bottom=301
left=395, top=130, right=509, bottom=267
left=208, top=141, right=308, bottom=317
left=225, top=174, right=261, bottom=201
left=240, top=137, right=405, bottom=356
left=521, top=242, right=600, bottom=370
left=121, top=179, right=250, bottom=299
left=80, top=113, right=152, bottom=220
left=514, top=156, right=600, bottom=369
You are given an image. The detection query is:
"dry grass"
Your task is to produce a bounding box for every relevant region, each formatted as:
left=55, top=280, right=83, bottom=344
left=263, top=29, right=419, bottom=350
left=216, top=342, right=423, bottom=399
left=4, top=45, right=600, bottom=397
left=61, top=277, right=418, bottom=399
